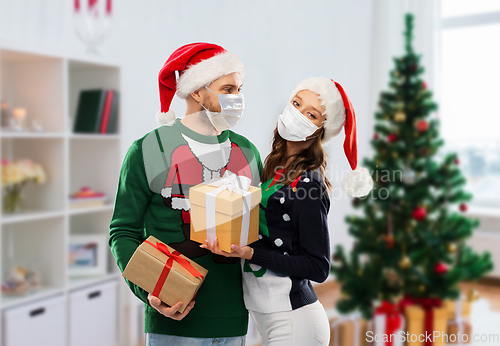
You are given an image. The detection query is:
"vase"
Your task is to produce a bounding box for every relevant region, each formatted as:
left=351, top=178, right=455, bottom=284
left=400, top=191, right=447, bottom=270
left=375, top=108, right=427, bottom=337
left=2, top=184, right=25, bottom=214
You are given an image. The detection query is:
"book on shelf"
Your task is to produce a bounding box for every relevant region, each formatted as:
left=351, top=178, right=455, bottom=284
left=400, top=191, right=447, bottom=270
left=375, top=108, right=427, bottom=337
left=69, top=187, right=107, bottom=209
left=106, top=90, right=119, bottom=134
left=69, top=196, right=107, bottom=209
left=74, top=89, right=119, bottom=134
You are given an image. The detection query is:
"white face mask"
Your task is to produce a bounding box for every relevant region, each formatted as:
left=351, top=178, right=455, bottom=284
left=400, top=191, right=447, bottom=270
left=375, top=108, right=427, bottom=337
left=199, top=86, right=244, bottom=132
left=277, top=103, right=321, bottom=142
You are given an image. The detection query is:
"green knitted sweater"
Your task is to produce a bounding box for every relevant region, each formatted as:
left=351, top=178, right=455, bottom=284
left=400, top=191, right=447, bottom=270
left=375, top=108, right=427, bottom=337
left=109, top=119, right=262, bottom=338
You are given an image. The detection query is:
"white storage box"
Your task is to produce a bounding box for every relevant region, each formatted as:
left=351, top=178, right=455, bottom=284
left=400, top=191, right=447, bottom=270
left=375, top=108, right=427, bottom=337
left=69, top=280, right=118, bottom=346
left=3, top=294, right=66, bottom=346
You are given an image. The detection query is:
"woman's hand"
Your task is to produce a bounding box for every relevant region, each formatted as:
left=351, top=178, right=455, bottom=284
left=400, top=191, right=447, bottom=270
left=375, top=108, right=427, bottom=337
left=200, top=237, right=254, bottom=260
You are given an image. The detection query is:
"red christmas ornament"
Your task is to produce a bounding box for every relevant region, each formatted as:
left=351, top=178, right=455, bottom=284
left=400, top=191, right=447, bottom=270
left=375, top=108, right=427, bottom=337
left=417, top=120, right=428, bottom=132
left=373, top=133, right=379, bottom=140
left=383, top=235, right=394, bottom=249
left=435, top=262, right=448, bottom=275
left=422, top=81, right=428, bottom=90
left=454, top=158, right=460, bottom=165
left=387, top=134, right=398, bottom=143
left=412, top=206, right=426, bottom=221
left=460, top=203, right=468, bottom=212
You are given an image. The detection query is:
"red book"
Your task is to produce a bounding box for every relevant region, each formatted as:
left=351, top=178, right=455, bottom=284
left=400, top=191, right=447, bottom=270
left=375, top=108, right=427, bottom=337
left=99, top=90, right=114, bottom=134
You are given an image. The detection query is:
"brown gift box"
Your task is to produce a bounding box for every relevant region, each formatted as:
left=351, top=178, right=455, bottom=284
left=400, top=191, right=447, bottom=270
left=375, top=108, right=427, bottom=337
left=443, top=299, right=471, bottom=320
left=447, top=320, right=472, bottom=344
left=329, top=316, right=368, bottom=346
left=404, top=305, right=448, bottom=346
left=189, top=182, right=261, bottom=252
left=122, top=236, right=208, bottom=313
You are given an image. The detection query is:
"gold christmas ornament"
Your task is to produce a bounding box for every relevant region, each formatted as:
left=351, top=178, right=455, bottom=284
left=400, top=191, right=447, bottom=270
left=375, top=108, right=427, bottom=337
left=394, top=111, right=406, bottom=123
left=467, top=289, right=479, bottom=302
left=392, top=152, right=398, bottom=159
left=419, top=285, right=426, bottom=292
left=399, top=256, right=411, bottom=269
left=447, top=243, right=457, bottom=253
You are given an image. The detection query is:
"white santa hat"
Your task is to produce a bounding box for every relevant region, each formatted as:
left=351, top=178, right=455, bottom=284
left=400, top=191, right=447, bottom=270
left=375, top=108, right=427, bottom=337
left=155, top=42, right=246, bottom=126
left=290, top=77, right=373, bottom=197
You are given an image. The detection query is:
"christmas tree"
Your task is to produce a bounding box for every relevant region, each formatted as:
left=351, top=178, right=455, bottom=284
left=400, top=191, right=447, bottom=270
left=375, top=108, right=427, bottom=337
left=331, top=14, right=493, bottom=319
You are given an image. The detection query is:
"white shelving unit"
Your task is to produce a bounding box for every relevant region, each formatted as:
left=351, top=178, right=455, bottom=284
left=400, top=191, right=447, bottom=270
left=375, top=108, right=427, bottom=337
left=0, top=43, right=127, bottom=346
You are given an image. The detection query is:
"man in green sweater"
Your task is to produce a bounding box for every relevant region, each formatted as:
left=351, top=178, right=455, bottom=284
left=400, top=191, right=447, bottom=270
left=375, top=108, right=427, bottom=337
left=109, top=43, right=262, bottom=345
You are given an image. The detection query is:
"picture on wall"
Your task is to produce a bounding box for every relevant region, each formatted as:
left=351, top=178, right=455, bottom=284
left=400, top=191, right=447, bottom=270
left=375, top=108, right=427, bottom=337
left=68, top=234, right=108, bottom=276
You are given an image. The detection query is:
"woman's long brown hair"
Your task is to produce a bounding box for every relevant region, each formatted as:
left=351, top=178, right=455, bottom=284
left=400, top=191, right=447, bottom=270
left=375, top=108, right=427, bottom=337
left=262, top=127, right=332, bottom=191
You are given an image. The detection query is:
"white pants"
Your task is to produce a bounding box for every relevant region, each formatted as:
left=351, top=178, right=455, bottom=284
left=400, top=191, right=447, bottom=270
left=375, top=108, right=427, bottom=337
left=249, top=300, right=330, bottom=346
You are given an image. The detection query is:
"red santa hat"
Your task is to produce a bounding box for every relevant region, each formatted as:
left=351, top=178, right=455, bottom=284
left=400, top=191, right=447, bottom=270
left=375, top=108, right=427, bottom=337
left=289, top=77, right=373, bottom=197
left=155, top=42, right=246, bottom=126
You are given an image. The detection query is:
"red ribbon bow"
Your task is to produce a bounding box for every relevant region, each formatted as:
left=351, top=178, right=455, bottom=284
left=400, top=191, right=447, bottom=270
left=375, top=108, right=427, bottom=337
left=375, top=301, right=402, bottom=346
left=144, top=240, right=204, bottom=298
left=399, top=296, right=442, bottom=346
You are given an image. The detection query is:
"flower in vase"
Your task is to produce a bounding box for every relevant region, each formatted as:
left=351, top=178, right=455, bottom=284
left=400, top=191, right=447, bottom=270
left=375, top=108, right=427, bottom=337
left=1, top=159, right=47, bottom=213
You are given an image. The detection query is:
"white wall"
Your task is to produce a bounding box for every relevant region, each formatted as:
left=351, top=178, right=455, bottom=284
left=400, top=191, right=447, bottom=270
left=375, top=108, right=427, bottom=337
left=0, top=0, right=376, bottom=254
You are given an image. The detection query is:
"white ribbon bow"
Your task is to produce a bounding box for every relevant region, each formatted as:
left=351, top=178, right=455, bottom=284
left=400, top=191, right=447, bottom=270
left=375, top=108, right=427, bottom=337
left=203, top=171, right=252, bottom=247
left=449, top=299, right=465, bottom=337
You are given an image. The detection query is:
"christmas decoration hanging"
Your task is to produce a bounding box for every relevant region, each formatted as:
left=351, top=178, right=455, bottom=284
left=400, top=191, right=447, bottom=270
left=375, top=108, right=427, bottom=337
left=383, top=235, right=394, bottom=249
left=417, top=120, right=428, bottom=132
left=460, top=203, right=468, bottom=212
left=394, top=111, right=406, bottom=123
left=402, top=165, right=416, bottom=184
left=387, top=134, right=398, bottom=143
left=447, top=243, right=457, bottom=253
left=399, top=256, right=411, bottom=269
left=412, top=206, right=426, bottom=221
left=435, top=262, right=448, bottom=275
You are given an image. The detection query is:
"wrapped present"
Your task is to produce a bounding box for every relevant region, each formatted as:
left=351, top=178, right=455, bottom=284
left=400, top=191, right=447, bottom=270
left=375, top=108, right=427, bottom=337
left=446, top=299, right=472, bottom=344
left=189, top=171, right=261, bottom=252
left=329, top=312, right=368, bottom=346
left=401, top=297, right=448, bottom=346
left=443, top=299, right=471, bottom=320
left=122, top=235, right=208, bottom=313
left=372, top=301, right=405, bottom=346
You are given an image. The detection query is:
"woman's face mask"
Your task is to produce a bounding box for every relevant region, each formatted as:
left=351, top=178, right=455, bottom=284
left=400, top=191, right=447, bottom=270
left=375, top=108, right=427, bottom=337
left=277, top=103, right=322, bottom=142
left=199, top=86, right=244, bottom=132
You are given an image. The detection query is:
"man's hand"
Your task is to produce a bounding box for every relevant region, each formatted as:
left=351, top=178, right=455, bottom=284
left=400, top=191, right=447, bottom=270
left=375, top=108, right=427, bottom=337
left=147, top=294, right=194, bottom=321
left=200, top=237, right=254, bottom=260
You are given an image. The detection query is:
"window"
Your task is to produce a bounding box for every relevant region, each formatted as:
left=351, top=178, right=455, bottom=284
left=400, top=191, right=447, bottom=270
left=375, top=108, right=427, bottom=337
left=440, top=1, right=500, bottom=208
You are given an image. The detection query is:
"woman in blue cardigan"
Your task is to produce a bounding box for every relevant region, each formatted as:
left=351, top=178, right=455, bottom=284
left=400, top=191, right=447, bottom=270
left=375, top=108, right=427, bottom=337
left=203, top=77, right=372, bottom=346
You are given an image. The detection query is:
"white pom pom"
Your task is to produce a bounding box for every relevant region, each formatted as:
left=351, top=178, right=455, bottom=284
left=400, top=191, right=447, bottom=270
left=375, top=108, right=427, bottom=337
left=341, top=167, right=374, bottom=198
left=155, top=109, right=176, bottom=126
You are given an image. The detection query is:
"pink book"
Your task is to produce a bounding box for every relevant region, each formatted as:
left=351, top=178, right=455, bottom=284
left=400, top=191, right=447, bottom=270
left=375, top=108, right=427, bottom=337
left=99, top=90, right=114, bottom=134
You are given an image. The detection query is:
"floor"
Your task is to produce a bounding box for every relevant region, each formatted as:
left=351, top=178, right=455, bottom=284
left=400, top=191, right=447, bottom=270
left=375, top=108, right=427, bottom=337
left=315, top=279, right=500, bottom=312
